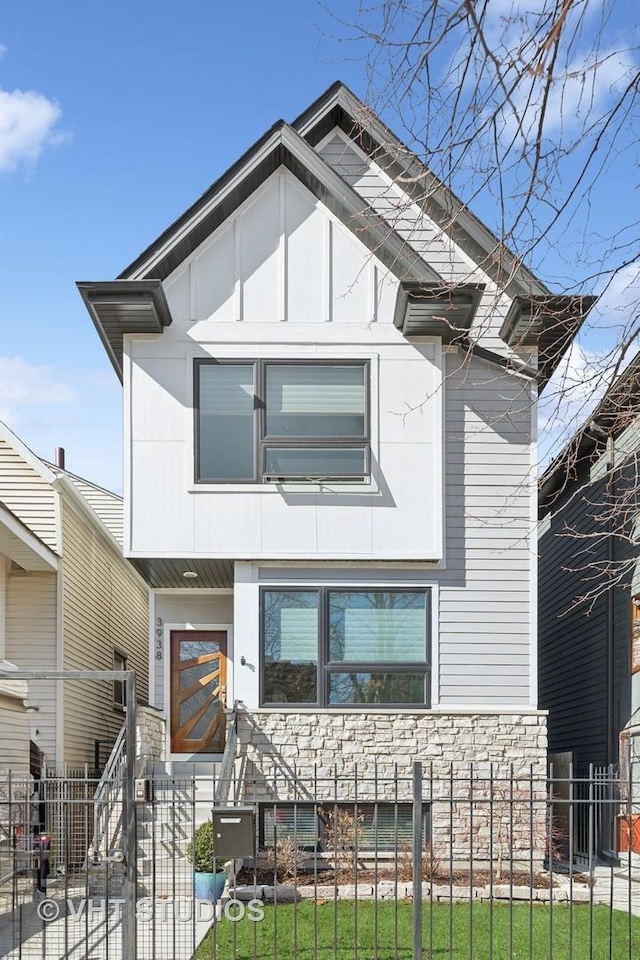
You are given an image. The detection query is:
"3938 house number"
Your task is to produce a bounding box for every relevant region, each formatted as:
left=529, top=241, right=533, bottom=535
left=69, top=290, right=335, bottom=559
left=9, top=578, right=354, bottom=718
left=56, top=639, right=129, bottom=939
left=155, top=618, right=163, bottom=660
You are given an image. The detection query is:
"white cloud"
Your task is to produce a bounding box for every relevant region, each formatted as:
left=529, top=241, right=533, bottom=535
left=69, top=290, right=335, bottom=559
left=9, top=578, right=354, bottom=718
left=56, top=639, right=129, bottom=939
left=503, top=46, right=637, bottom=144
left=538, top=343, right=615, bottom=468
left=0, top=356, right=75, bottom=410
left=0, top=358, right=123, bottom=493
left=0, top=86, right=63, bottom=171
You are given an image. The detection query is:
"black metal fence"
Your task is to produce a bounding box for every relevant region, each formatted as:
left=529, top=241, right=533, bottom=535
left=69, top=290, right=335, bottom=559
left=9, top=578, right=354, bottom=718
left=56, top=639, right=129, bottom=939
left=0, top=762, right=638, bottom=959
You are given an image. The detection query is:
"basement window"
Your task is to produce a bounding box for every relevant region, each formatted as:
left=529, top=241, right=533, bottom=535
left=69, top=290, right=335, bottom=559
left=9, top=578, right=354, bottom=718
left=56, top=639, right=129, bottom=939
left=260, top=803, right=429, bottom=852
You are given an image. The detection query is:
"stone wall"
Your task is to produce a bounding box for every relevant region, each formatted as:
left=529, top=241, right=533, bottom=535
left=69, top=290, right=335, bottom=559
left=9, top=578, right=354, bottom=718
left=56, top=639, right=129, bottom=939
left=237, top=710, right=548, bottom=867
left=136, top=705, right=165, bottom=771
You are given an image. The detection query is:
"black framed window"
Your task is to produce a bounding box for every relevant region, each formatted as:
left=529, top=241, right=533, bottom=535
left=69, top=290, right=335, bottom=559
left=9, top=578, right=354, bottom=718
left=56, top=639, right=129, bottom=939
left=195, top=359, right=369, bottom=482
left=261, top=588, right=431, bottom=707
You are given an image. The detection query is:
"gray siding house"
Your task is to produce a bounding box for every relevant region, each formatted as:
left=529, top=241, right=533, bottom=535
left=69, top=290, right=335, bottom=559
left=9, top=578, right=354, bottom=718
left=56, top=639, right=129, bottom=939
left=78, top=83, right=595, bottom=808
left=539, top=357, right=640, bottom=773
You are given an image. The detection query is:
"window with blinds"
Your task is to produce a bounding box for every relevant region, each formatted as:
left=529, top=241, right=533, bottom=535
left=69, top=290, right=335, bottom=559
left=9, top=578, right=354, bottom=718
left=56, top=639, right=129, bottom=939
left=195, top=359, right=369, bottom=482
left=261, top=587, right=430, bottom=707
left=260, top=803, right=429, bottom=851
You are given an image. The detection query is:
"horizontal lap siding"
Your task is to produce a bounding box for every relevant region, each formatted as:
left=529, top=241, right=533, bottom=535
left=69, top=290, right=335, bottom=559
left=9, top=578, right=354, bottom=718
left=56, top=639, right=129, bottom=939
left=540, top=449, right=637, bottom=767
left=317, top=133, right=509, bottom=350
left=62, top=475, right=124, bottom=547
left=0, top=696, right=30, bottom=774
left=539, top=473, right=611, bottom=767
left=434, top=354, right=533, bottom=706
left=5, top=571, right=57, bottom=763
left=0, top=439, right=57, bottom=550
left=61, top=500, right=149, bottom=767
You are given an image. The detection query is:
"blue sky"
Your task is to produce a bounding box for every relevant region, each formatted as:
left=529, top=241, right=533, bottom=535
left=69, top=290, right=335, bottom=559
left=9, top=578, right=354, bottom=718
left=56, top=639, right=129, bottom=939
left=0, top=1, right=638, bottom=490
left=0, top=1, right=369, bottom=491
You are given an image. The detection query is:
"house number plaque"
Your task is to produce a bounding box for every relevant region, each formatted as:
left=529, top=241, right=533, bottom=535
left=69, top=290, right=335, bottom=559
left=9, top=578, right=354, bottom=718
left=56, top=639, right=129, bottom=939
left=156, top=617, right=163, bottom=660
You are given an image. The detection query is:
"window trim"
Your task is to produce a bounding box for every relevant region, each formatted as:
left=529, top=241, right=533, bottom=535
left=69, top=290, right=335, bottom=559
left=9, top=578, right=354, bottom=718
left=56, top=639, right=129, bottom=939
left=260, top=586, right=431, bottom=709
left=194, top=358, right=370, bottom=484
left=113, top=649, right=127, bottom=713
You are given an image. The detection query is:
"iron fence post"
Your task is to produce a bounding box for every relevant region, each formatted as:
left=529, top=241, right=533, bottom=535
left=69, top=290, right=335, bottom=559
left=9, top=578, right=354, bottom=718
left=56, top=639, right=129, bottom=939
left=123, top=670, right=137, bottom=960
left=412, top=760, right=422, bottom=960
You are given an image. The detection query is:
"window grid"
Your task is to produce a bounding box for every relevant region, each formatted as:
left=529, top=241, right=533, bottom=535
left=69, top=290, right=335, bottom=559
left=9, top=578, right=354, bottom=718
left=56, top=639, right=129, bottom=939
left=261, top=586, right=431, bottom=709
left=195, top=359, right=370, bottom=483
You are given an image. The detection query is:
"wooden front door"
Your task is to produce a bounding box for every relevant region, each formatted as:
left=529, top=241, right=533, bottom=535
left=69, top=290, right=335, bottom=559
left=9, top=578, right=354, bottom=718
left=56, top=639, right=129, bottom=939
left=170, top=631, right=227, bottom=754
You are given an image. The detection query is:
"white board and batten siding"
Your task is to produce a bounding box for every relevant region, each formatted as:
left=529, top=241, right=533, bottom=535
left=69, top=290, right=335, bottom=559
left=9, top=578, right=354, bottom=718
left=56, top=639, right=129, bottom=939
left=5, top=571, right=58, bottom=764
left=61, top=499, right=149, bottom=767
left=127, top=167, right=443, bottom=562
left=0, top=438, right=58, bottom=552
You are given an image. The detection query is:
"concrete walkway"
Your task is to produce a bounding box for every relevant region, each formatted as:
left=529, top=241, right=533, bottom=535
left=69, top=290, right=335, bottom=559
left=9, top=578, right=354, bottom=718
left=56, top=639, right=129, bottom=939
left=592, top=863, right=640, bottom=916
left=0, top=885, right=217, bottom=959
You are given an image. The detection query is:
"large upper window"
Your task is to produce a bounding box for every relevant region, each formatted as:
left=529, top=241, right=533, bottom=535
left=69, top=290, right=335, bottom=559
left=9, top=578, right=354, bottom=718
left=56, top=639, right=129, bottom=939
left=261, top=588, right=430, bottom=707
left=195, top=360, right=369, bottom=482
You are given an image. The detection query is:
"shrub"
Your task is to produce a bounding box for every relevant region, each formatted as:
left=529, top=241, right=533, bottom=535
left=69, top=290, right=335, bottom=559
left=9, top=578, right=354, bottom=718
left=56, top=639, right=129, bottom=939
left=187, top=820, right=216, bottom=874
left=264, top=836, right=307, bottom=882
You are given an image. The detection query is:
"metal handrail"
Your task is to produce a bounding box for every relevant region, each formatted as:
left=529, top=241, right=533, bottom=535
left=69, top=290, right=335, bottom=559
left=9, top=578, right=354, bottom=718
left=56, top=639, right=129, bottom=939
left=92, top=722, right=127, bottom=854
left=214, top=703, right=239, bottom=805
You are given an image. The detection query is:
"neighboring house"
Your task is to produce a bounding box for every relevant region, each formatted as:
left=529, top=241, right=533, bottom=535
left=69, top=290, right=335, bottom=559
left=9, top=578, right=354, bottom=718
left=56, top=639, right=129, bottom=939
left=539, top=357, right=640, bottom=774
left=77, top=82, right=594, bottom=801
left=0, top=421, right=149, bottom=772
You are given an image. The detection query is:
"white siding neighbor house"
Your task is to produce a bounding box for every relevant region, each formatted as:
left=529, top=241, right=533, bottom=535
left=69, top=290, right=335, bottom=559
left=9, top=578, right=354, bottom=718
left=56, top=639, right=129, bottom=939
left=0, top=422, right=149, bottom=771
left=78, top=83, right=594, bottom=786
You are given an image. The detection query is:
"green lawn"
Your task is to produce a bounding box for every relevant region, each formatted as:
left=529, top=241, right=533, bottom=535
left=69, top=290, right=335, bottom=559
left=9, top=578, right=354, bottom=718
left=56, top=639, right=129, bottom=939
left=195, top=900, right=639, bottom=959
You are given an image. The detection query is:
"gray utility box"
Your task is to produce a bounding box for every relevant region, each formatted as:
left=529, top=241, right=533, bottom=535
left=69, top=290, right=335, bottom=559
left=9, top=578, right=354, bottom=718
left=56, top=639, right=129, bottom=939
left=211, top=807, right=255, bottom=859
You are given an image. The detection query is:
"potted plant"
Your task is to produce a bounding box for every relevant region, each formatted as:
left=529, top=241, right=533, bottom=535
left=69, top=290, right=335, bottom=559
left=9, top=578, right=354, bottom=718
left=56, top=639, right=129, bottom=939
left=187, top=820, right=226, bottom=901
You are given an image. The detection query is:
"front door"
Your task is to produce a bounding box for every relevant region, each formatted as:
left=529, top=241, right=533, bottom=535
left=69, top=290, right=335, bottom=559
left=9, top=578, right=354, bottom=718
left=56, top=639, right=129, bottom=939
left=170, top=630, right=227, bottom=754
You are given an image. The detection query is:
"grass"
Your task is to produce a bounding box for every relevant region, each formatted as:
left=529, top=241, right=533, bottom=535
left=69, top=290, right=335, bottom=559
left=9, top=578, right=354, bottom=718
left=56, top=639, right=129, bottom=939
left=195, top=900, right=640, bottom=959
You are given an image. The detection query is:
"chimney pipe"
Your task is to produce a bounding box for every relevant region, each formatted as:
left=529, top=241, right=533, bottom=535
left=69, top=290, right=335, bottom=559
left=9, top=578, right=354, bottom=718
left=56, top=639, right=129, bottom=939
left=55, top=447, right=65, bottom=470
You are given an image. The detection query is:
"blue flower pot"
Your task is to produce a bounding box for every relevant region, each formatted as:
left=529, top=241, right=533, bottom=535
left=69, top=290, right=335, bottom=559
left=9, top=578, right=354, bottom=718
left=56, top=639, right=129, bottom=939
left=194, top=870, right=226, bottom=901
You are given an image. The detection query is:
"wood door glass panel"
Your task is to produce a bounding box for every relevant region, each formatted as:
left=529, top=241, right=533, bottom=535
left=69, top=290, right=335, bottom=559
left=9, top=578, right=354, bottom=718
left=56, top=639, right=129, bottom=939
left=170, top=631, right=227, bottom=753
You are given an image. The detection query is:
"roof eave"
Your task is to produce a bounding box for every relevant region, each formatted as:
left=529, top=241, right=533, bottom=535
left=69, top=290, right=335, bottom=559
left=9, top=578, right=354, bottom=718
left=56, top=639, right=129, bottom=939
left=500, top=295, right=598, bottom=391
left=393, top=281, right=485, bottom=342
left=110, top=122, right=442, bottom=292
left=293, top=82, right=549, bottom=301
left=77, top=280, right=173, bottom=381
left=539, top=349, right=640, bottom=513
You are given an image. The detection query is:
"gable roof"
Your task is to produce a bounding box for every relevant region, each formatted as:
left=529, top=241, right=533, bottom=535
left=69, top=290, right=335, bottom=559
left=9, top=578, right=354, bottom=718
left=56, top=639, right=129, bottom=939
left=0, top=419, right=126, bottom=554
left=539, top=351, right=640, bottom=514
left=294, top=83, right=595, bottom=388
left=118, top=120, right=440, bottom=286
left=79, top=82, right=594, bottom=387
left=45, top=464, right=125, bottom=547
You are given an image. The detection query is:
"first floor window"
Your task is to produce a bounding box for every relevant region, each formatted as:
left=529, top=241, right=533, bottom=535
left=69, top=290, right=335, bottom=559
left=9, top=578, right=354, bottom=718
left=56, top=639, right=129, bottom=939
left=113, top=650, right=127, bottom=711
left=261, top=588, right=430, bottom=707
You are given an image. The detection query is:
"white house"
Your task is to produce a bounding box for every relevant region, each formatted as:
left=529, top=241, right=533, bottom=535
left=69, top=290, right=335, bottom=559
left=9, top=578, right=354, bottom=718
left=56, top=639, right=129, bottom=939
left=78, top=83, right=594, bottom=788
